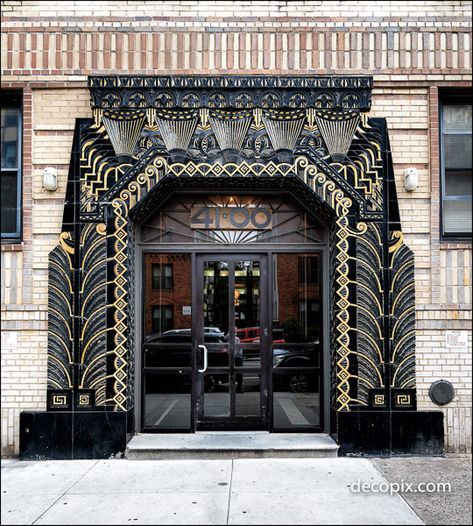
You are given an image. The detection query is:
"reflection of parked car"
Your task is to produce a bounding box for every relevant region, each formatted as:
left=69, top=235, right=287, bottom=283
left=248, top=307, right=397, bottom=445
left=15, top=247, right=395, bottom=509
left=160, top=327, right=224, bottom=338
left=204, top=327, right=225, bottom=337
left=145, top=330, right=226, bottom=365
left=237, top=327, right=285, bottom=343
left=272, top=346, right=320, bottom=393
left=144, top=330, right=227, bottom=392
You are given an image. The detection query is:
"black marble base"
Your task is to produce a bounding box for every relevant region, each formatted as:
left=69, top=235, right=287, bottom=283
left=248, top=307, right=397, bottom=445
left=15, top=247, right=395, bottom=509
left=20, top=411, right=127, bottom=460
left=20, top=409, right=444, bottom=459
left=336, top=410, right=444, bottom=457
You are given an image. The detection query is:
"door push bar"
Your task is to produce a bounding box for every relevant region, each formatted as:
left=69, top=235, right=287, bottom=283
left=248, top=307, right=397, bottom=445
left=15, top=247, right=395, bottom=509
left=198, top=344, right=208, bottom=373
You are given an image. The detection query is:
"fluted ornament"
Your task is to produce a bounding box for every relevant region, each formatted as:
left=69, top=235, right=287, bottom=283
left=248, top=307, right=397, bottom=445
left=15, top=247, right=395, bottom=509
left=102, top=110, right=146, bottom=158
left=155, top=108, right=198, bottom=151
left=262, top=108, right=306, bottom=151
left=314, top=109, right=360, bottom=162
left=208, top=109, right=252, bottom=151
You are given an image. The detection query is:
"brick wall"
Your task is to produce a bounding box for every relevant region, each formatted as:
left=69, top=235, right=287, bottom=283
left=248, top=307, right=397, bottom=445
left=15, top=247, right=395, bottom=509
left=371, top=83, right=472, bottom=453
left=0, top=1, right=471, bottom=82
left=1, top=0, right=471, bottom=455
left=1, top=85, right=90, bottom=456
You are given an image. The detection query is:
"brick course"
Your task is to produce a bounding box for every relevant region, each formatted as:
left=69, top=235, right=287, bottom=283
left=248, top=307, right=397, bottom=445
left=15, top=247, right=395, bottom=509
left=1, top=1, right=472, bottom=81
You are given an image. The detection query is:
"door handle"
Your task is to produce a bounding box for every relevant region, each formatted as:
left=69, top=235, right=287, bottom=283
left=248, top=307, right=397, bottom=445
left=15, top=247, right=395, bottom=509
left=198, top=344, right=208, bottom=373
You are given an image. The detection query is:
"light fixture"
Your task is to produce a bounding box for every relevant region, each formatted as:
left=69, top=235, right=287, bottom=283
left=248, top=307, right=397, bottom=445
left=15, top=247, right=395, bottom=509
left=404, top=167, right=419, bottom=192
left=234, top=290, right=240, bottom=305
left=42, top=167, right=58, bottom=191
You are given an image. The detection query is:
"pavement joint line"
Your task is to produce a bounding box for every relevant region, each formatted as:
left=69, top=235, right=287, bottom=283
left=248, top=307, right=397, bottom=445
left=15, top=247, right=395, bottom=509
left=31, top=459, right=100, bottom=525
left=369, top=459, right=425, bottom=526
left=226, top=459, right=234, bottom=526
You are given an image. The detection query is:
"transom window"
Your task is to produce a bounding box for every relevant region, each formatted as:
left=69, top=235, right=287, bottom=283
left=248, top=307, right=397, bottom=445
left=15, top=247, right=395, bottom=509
left=440, top=99, right=472, bottom=238
left=1, top=92, right=22, bottom=241
left=140, top=195, right=327, bottom=245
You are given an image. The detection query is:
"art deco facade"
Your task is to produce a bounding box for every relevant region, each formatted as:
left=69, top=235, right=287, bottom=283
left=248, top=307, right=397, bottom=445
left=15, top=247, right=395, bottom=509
left=0, top=1, right=471, bottom=458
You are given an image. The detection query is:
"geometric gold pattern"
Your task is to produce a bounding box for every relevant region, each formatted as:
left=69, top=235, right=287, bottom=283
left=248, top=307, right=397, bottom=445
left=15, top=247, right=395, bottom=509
left=103, top=110, right=146, bottom=157
left=47, top=76, right=416, bottom=417
left=314, top=109, right=360, bottom=162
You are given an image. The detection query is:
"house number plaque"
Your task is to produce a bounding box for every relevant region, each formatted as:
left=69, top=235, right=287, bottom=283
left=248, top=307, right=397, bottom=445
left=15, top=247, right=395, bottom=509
left=190, top=206, right=272, bottom=230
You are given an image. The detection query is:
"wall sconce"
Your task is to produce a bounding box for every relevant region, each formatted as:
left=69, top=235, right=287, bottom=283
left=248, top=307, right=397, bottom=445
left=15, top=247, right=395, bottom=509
left=404, top=167, right=418, bottom=192
left=43, top=167, right=58, bottom=191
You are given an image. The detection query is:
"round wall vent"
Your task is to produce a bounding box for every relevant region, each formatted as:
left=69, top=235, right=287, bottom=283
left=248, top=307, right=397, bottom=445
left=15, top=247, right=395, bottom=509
left=429, top=380, right=455, bottom=405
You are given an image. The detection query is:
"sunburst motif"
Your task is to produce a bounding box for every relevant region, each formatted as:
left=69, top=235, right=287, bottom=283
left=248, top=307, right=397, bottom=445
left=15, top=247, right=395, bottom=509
left=140, top=195, right=325, bottom=245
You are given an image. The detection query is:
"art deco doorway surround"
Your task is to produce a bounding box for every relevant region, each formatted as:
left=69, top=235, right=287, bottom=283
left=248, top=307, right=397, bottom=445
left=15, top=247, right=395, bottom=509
left=19, top=75, right=440, bottom=460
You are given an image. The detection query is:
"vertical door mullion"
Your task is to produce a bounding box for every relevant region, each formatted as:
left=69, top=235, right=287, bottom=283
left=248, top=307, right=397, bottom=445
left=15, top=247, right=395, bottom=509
left=229, top=260, right=236, bottom=418
left=260, top=254, right=269, bottom=429
left=193, top=255, right=204, bottom=428
left=268, top=251, right=274, bottom=431
left=319, top=249, right=325, bottom=433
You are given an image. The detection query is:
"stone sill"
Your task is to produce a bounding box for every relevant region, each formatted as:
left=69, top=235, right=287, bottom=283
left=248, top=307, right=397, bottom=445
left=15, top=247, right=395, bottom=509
left=1, top=242, right=23, bottom=252
left=439, top=241, right=472, bottom=250
left=416, top=304, right=472, bottom=311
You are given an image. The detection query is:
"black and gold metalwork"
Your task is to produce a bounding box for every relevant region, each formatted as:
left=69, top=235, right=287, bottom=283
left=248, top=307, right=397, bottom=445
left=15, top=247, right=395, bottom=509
left=47, top=75, right=416, bottom=417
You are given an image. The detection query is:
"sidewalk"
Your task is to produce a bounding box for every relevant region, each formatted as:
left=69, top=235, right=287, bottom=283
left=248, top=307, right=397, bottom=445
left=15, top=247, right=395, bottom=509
left=1, top=457, right=427, bottom=525
left=373, top=456, right=472, bottom=526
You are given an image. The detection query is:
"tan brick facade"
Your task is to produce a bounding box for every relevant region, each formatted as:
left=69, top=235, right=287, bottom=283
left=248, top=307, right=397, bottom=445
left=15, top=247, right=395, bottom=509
left=1, top=1, right=471, bottom=455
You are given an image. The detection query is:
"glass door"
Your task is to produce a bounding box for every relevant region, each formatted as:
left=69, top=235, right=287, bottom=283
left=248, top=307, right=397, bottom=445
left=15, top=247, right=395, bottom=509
left=194, top=255, right=269, bottom=430
left=142, top=253, right=194, bottom=431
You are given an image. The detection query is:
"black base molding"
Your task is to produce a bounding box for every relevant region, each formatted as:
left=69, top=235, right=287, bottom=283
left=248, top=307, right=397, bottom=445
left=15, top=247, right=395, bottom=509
left=336, top=410, right=444, bottom=456
left=20, top=409, right=444, bottom=459
left=20, top=411, right=127, bottom=460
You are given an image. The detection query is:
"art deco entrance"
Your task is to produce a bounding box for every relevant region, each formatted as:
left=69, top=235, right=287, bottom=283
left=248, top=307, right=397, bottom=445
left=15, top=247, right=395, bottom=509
left=34, top=75, right=429, bottom=460
left=140, top=193, right=325, bottom=433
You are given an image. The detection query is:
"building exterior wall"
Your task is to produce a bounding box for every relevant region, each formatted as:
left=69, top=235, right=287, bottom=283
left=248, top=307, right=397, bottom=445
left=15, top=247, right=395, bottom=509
left=1, top=0, right=471, bottom=456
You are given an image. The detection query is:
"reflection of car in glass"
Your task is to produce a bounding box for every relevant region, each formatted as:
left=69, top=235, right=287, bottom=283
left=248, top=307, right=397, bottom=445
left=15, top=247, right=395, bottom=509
left=144, top=330, right=227, bottom=392
left=237, top=327, right=285, bottom=343
left=160, top=327, right=224, bottom=338
left=204, top=327, right=225, bottom=337
left=272, top=346, right=320, bottom=393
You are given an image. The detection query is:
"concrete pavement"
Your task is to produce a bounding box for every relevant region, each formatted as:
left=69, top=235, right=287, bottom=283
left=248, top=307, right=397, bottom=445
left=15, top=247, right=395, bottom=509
left=373, top=456, right=472, bottom=526
left=1, top=457, right=425, bottom=525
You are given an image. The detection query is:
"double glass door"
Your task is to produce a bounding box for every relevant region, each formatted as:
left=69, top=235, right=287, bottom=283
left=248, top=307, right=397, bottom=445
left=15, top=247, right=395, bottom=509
left=141, top=252, right=322, bottom=433
left=194, top=255, right=269, bottom=430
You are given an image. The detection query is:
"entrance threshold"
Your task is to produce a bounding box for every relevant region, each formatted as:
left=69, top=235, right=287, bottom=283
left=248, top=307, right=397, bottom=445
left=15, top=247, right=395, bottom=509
left=126, top=433, right=338, bottom=459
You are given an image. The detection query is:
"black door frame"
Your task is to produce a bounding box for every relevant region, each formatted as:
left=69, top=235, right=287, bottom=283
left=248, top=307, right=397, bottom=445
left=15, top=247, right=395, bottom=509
left=138, top=246, right=328, bottom=434
left=193, top=253, right=270, bottom=431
